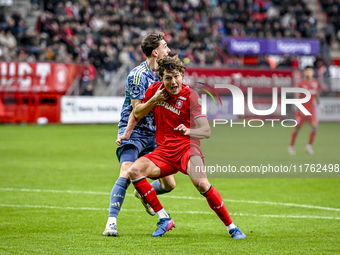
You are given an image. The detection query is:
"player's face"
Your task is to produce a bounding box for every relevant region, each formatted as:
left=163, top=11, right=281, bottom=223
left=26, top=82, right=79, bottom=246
left=304, top=68, right=314, bottom=79
left=155, top=40, right=171, bottom=60
left=162, top=70, right=183, bottom=95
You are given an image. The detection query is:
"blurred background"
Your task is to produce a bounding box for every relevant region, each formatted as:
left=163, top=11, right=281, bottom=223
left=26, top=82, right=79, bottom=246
left=0, top=3, right=339, bottom=252
left=0, top=0, right=340, bottom=124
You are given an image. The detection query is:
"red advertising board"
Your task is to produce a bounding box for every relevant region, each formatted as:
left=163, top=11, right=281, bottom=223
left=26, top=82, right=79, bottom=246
left=0, top=62, right=87, bottom=123
left=0, top=62, right=86, bottom=93
left=184, top=67, right=296, bottom=94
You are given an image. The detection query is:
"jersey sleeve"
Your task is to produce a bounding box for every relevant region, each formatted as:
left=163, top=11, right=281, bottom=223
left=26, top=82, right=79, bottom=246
left=128, top=73, right=147, bottom=100
left=190, top=90, right=207, bottom=119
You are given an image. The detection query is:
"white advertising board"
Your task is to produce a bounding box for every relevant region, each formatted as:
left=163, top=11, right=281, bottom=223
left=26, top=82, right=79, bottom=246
left=318, top=98, right=340, bottom=122
left=61, top=96, right=124, bottom=123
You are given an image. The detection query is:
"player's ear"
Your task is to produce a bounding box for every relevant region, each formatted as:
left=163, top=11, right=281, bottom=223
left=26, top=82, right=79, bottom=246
left=152, top=49, right=158, bottom=57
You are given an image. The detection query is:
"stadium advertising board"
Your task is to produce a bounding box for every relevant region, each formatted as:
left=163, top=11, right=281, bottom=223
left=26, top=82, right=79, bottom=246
left=328, top=65, right=340, bottom=92
left=0, top=62, right=86, bottom=93
left=61, top=96, right=124, bottom=124
left=317, top=98, right=340, bottom=121
left=224, top=38, right=320, bottom=55
left=185, top=67, right=294, bottom=94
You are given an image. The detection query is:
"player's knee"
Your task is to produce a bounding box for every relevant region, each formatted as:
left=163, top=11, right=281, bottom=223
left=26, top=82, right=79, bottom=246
left=127, top=164, right=141, bottom=180
left=193, top=179, right=210, bottom=193
left=168, top=181, right=176, bottom=191
left=165, top=180, right=176, bottom=191
left=120, top=162, right=133, bottom=177
left=120, top=165, right=129, bottom=174
left=159, top=177, right=176, bottom=191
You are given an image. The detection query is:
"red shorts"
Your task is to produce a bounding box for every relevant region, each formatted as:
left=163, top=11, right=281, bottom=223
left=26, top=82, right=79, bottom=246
left=294, top=108, right=318, bottom=127
left=143, top=141, right=204, bottom=178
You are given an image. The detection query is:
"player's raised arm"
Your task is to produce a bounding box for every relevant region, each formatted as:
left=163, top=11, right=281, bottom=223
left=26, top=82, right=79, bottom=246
left=134, top=84, right=168, bottom=119
left=116, top=99, right=142, bottom=145
left=174, top=117, right=211, bottom=139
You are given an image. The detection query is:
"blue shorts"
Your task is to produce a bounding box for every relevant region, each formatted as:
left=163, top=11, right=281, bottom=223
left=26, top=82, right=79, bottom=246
left=116, top=130, right=157, bottom=164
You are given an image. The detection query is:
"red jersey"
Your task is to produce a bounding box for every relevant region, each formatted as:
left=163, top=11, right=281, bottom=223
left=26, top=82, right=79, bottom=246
left=143, top=82, right=206, bottom=147
left=297, top=78, right=319, bottom=111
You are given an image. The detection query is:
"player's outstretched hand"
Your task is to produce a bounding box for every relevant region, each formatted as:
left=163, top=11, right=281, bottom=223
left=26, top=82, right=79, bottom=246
left=153, top=84, right=169, bottom=103
left=174, top=124, right=190, bottom=136
left=116, top=132, right=131, bottom=146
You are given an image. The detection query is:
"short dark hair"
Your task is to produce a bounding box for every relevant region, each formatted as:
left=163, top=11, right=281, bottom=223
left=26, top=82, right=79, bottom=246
left=304, top=66, right=314, bottom=70
left=157, top=55, right=186, bottom=78
left=141, top=32, right=165, bottom=57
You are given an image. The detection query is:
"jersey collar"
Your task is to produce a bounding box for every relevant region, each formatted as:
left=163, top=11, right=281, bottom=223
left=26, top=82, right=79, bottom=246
left=145, top=61, right=158, bottom=80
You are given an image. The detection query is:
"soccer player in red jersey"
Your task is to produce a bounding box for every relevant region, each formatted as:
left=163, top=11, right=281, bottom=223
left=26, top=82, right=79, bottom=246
left=127, top=56, right=246, bottom=238
left=289, top=66, right=322, bottom=155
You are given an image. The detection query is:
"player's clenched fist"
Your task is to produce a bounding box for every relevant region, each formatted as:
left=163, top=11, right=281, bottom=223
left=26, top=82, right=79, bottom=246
left=116, top=132, right=131, bottom=145
left=152, top=84, right=169, bottom=103
left=174, top=124, right=190, bottom=136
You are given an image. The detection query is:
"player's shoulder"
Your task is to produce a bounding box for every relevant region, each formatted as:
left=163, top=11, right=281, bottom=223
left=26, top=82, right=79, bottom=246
left=128, top=62, right=148, bottom=80
left=178, top=84, right=199, bottom=102
left=297, top=79, right=308, bottom=88
left=297, top=79, right=306, bottom=85
left=144, top=81, right=162, bottom=99
left=311, top=78, right=319, bottom=84
left=149, top=81, right=162, bottom=90
left=185, top=85, right=199, bottom=98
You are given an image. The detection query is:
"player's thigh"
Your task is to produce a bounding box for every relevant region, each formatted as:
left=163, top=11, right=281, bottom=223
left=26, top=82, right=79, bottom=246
left=294, top=112, right=305, bottom=127
left=187, top=155, right=210, bottom=193
left=159, top=175, right=176, bottom=191
left=309, top=115, right=319, bottom=130
left=128, top=157, right=162, bottom=180
left=118, top=145, right=139, bottom=178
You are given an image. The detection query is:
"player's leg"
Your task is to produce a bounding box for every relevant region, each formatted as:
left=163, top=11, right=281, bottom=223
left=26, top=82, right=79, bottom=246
left=135, top=175, right=176, bottom=215
left=289, top=113, right=303, bottom=155
left=138, top=138, right=176, bottom=195
left=152, top=175, right=176, bottom=194
left=128, top=157, right=175, bottom=237
left=134, top=138, right=176, bottom=213
left=187, top=155, right=246, bottom=239
left=103, top=146, right=138, bottom=236
left=306, top=117, right=318, bottom=155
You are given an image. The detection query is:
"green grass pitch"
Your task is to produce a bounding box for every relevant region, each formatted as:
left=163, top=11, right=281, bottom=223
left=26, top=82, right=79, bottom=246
left=0, top=123, right=339, bottom=254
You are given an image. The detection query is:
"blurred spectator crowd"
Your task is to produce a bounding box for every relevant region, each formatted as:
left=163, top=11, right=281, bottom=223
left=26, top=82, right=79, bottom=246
left=0, top=0, right=332, bottom=72
left=320, top=0, right=340, bottom=43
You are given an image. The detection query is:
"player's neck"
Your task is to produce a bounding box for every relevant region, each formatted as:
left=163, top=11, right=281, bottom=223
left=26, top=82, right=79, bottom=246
left=146, top=57, right=158, bottom=73
left=305, top=77, right=312, bottom=82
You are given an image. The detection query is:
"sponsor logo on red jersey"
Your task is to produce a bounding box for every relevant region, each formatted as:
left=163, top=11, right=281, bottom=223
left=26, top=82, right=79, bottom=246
left=157, top=101, right=181, bottom=115
left=175, top=99, right=183, bottom=109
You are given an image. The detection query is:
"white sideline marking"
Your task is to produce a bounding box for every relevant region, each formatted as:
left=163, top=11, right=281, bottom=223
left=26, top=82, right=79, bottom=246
left=0, top=188, right=109, bottom=195
left=1, top=187, right=340, bottom=212
left=0, top=204, right=339, bottom=220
